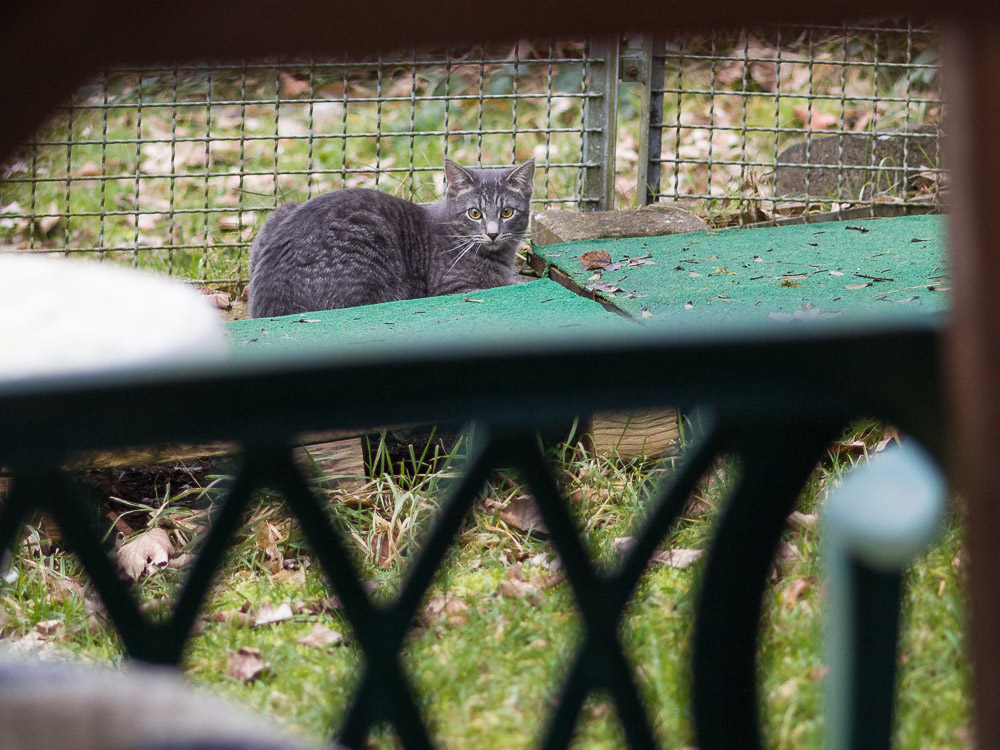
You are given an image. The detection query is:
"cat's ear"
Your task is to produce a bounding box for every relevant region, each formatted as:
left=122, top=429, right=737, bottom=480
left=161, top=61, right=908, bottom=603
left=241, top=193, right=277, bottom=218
left=444, top=160, right=476, bottom=198
left=506, top=159, right=535, bottom=193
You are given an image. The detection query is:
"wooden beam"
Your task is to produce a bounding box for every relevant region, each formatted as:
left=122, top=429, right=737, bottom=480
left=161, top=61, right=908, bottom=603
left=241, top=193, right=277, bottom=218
left=941, top=17, right=1000, bottom=750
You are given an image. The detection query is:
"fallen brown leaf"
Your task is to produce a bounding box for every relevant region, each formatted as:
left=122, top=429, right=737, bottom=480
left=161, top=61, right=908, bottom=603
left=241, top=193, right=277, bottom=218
left=195, top=285, right=233, bottom=310
left=489, top=494, right=547, bottom=535
left=874, top=426, right=901, bottom=453
left=292, top=601, right=318, bottom=616
left=782, top=577, right=814, bottom=609
left=422, top=596, right=470, bottom=627
left=538, top=571, right=568, bottom=590
left=166, top=552, right=197, bottom=570
left=78, top=161, right=102, bottom=177
left=579, top=249, right=612, bottom=270
left=9, top=631, right=54, bottom=654
left=787, top=511, right=818, bottom=532
left=279, top=73, right=311, bottom=98
left=296, top=623, right=346, bottom=650
left=584, top=281, right=625, bottom=295
left=650, top=548, right=704, bottom=569
left=227, top=646, right=266, bottom=683
left=210, top=609, right=255, bottom=627
left=43, top=571, right=84, bottom=606
left=612, top=538, right=704, bottom=569
left=370, top=533, right=393, bottom=568
left=270, top=567, right=306, bottom=585
left=117, top=528, right=174, bottom=580
left=776, top=540, right=801, bottom=566
left=776, top=676, right=800, bottom=702
left=526, top=552, right=562, bottom=572
left=255, top=520, right=286, bottom=573
left=105, top=512, right=135, bottom=536
left=34, top=618, right=63, bottom=638
left=499, top=564, right=541, bottom=603
left=792, top=105, right=838, bottom=130
left=36, top=203, right=60, bottom=236
left=254, top=602, right=294, bottom=627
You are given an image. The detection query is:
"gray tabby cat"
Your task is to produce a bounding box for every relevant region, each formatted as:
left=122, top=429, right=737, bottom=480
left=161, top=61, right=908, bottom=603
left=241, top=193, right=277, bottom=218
left=248, top=160, right=534, bottom=317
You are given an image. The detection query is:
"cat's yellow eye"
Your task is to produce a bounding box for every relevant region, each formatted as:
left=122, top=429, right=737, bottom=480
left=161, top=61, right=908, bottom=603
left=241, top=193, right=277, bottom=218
left=467, top=208, right=482, bottom=220
left=500, top=207, right=514, bottom=219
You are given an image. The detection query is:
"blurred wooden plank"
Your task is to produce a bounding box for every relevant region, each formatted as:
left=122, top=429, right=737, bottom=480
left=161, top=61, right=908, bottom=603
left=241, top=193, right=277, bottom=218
left=64, top=431, right=366, bottom=494
left=64, top=430, right=358, bottom=470
left=584, top=408, right=680, bottom=459
left=295, top=438, right=366, bottom=493
left=941, top=17, right=1000, bottom=750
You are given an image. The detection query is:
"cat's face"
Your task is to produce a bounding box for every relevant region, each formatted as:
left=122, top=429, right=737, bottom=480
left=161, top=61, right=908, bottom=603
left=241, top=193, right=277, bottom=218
left=443, top=160, right=534, bottom=248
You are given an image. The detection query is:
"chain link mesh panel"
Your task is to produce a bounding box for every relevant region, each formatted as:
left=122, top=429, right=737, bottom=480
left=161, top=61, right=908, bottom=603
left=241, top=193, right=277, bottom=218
left=643, top=21, right=942, bottom=224
left=0, top=23, right=944, bottom=284
left=0, top=42, right=605, bottom=287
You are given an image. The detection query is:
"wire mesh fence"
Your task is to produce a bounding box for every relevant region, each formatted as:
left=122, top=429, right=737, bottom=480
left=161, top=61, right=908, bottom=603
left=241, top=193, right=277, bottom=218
left=643, top=20, right=943, bottom=223
left=0, top=23, right=943, bottom=288
left=0, top=42, right=607, bottom=287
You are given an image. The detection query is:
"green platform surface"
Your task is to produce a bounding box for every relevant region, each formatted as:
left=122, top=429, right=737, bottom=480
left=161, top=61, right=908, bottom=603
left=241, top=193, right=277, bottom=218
left=227, top=215, right=947, bottom=357
left=226, top=278, right=632, bottom=357
left=534, top=214, right=949, bottom=326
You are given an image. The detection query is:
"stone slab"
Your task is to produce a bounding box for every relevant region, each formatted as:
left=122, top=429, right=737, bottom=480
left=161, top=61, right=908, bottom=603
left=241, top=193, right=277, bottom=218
left=773, top=127, right=940, bottom=199
left=531, top=204, right=708, bottom=247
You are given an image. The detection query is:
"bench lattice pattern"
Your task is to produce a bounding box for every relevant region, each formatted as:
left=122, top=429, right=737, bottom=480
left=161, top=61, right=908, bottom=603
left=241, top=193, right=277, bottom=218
left=0, top=321, right=943, bottom=748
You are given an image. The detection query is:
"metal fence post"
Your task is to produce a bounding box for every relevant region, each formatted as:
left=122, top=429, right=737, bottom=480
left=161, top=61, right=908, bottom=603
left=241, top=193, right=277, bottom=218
left=582, top=37, right=619, bottom=211
left=609, top=34, right=666, bottom=209
left=636, top=36, right=665, bottom=206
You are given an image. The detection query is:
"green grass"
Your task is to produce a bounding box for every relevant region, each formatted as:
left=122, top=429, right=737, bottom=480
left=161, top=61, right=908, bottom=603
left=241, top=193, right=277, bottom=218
left=0, top=426, right=970, bottom=748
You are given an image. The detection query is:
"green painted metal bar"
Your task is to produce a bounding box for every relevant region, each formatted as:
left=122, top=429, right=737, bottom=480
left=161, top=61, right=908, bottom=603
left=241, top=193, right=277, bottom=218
left=692, top=420, right=844, bottom=750
left=0, top=318, right=944, bottom=465
left=823, top=443, right=946, bottom=750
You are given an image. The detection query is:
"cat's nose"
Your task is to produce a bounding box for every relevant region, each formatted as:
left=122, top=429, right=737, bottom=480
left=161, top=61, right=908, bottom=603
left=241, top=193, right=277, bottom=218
left=486, top=221, right=499, bottom=240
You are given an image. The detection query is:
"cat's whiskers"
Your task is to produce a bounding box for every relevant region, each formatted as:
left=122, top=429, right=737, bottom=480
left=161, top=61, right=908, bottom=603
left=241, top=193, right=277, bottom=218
left=435, top=237, right=475, bottom=258
left=445, top=240, right=478, bottom=275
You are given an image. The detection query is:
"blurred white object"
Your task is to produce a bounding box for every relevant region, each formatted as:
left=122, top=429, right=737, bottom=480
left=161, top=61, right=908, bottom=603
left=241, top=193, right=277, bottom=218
left=0, top=253, right=227, bottom=380
left=0, top=656, right=330, bottom=750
